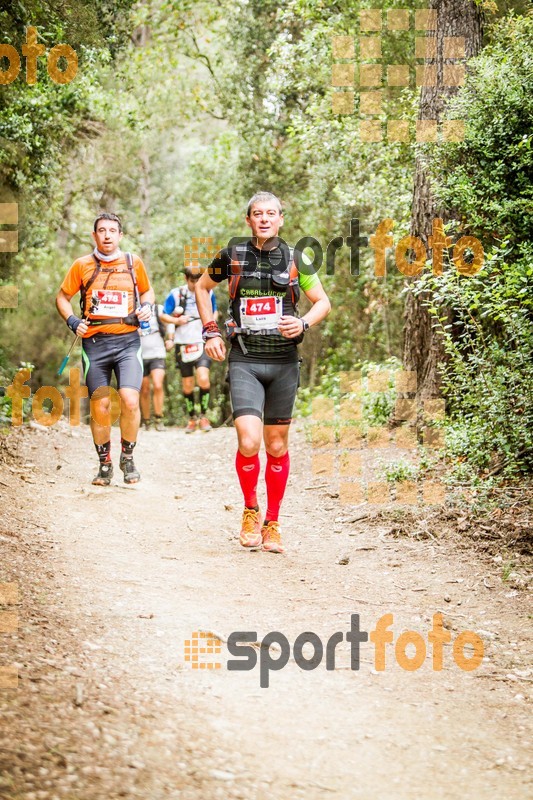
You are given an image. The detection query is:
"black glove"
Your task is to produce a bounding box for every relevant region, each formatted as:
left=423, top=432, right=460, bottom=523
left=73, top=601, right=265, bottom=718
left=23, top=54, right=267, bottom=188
left=66, top=314, right=82, bottom=334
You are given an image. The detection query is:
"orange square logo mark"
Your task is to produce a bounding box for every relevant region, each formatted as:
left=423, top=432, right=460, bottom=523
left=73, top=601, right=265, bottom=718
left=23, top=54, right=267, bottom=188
left=332, top=35, right=354, bottom=59
left=183, top=237, right=224, bottom=269
left=184, top=631, right=222, bottom=670
left=331, top=9, right=467, bottom=143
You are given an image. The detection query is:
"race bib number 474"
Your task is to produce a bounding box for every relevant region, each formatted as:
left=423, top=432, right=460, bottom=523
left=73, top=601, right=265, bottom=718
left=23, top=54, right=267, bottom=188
left=240, top=296, right=282, bottom=331
left=91, top=290, right=129, bottom=318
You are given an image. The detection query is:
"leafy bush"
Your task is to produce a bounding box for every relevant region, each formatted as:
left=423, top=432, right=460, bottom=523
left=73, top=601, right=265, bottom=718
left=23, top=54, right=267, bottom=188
left=422, top=14, right=533, bottom=478
left=296, top=358, right=400, bottom=429
left=433, top=15, right=533, bottom=257
left=414, top=245, right=533, bottom=476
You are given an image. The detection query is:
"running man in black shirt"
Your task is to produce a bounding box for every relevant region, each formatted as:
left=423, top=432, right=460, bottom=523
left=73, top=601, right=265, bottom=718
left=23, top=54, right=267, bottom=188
left=195, top=192, right=331, bottom=553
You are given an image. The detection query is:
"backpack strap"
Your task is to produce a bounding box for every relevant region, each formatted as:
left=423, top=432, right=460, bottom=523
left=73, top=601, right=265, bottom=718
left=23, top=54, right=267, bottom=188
left=79, top=254, right=102, bottom=315
left=228, top=259, right=241, bottom=300
left=228, top=243, right=250, bottom=299
left=125, top=252, right=139, bottom=302
left=154, top=303, right=166, bottom=339
left=288, top=248, right=300, bottom=306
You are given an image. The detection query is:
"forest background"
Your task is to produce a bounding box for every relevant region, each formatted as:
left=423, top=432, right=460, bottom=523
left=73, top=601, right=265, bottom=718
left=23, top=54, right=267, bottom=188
left=0, top=0, right=531, bottom=485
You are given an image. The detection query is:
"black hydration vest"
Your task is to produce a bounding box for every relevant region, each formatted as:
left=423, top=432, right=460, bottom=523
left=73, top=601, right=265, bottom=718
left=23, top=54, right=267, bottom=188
left=226, top=243, right=303, bottom=351
left=79, top=252, right=140, bottom=327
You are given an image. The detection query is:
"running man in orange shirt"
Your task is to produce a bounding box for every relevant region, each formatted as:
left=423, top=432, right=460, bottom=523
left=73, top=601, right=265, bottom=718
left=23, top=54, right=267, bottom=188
left=56, top=213, right=154, bottom=485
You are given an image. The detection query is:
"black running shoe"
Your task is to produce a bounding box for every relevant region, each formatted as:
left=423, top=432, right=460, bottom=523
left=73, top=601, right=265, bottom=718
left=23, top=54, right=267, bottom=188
left=119, top=454, right=140, bottom=484
left=92, top=461, right=113, bottom=486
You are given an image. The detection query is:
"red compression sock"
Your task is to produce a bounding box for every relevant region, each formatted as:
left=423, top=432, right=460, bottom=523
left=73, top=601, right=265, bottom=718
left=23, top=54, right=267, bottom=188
left=235, top=451, right=260, bottom=508
left=265, top=451, right=290, bottom=522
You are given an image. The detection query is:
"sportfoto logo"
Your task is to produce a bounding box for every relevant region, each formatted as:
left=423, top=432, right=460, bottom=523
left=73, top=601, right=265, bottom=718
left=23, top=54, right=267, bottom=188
left=182, top=220, right=484, bottom=278
left=2, top=368, right=120, bottom=427
left=0, top=200, right=19, bottom=308
left=0, top=582, right=20, bottom=690
left=332, top=8, right=467, bottom=142
left=0, top=27, right=77, bottom=85
left=186, top=614, right=484, bottom=688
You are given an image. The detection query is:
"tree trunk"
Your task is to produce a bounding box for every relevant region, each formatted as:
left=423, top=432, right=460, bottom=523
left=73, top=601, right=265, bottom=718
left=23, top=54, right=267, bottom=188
left=139, top=149, right=151, bottom=258
left=134, top=23, right=152, bottom=260
left=403, top=0, right=483, bottom=399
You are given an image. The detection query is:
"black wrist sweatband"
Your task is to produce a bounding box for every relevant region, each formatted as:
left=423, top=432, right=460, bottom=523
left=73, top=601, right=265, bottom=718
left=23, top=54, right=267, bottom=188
left=66, top=314, right=82, bottom=334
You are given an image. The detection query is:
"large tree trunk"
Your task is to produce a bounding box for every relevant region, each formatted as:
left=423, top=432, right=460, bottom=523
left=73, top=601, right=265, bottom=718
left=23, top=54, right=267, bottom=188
left=139, top=148, right=151, bottom=257
left=134, top=23, right=152, bottom=260
left=403, top=0, right=483, bottom=399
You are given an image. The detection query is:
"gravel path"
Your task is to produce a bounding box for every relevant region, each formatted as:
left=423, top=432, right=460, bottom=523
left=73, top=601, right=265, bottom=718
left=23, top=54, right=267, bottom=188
left=0, top=421, right=531, bottom=799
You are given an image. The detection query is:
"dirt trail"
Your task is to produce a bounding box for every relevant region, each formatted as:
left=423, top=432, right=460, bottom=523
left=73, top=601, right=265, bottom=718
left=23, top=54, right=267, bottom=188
left=0, top=421, right=531, bottom=800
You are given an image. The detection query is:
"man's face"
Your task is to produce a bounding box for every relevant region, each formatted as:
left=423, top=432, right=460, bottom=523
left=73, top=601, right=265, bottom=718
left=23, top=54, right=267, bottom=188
left=186, top=274, right=200, bottom=291
left=246, top=201, right=284, bottom=242
left=92, top=219, right=123, bottom=254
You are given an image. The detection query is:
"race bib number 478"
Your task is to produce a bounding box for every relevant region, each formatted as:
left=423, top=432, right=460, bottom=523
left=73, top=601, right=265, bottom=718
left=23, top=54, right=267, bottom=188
left=240, top=295, right=282, bottom=331
left=91, top=290, right=129, bottom=317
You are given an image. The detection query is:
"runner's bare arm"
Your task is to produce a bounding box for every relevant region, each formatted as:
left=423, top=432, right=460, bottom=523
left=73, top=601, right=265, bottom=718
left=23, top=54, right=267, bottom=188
left=56, top=288, right=89, bottom=336
left=195, top=272, right=226, bottom=361
left=301, top=282, right=331, bottom=325
left=159, top=311, right=192, bottom=326
left=278, top=282, right=331, bottom=338
left=195, top=272, right=219, bottom=324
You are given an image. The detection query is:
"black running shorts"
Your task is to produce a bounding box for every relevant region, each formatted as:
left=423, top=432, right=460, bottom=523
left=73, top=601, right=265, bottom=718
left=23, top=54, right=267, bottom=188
left=229, top=361, right=300, bottom=425
left=175, top=348, right=212, bottom=378
left=81, top=332, right=143, bottom=396
left=142, top=357, right=166, bottom=377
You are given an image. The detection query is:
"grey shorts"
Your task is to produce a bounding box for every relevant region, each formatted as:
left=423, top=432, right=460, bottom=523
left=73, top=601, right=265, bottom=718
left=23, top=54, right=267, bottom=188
left=81, top=332, right=143, bottom=396
left=229, top=360, right=300, bottom=425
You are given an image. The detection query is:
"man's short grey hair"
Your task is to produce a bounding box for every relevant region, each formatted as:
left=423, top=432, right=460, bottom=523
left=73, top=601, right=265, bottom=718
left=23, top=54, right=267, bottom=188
left=246, top=192, right=283, bottom=217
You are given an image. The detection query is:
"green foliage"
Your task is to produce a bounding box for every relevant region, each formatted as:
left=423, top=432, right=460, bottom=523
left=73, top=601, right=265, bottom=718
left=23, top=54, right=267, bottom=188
left=0, top=0, right=530, bottom=469
left=295, top=358, right=400, bottom=428
left=378, top=459, right=419, bottom=484
left=432, top=15, right=533, bottom=256
left=0, top=361, right=34, bottom=426
left=501, top=560, right=516, bottom=581
left=414, top=244, right=533, bottom=477
left=411, top=14, right=533, bottom=478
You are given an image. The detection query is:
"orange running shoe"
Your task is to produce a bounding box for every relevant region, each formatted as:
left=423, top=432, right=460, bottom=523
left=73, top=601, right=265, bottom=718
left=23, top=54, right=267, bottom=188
left=261, top=521, right=285, bottom=554
left=198, top=417, right=212, bottom=432
left=185, top=419, right=197, bottom=434
left=239, top=507, right=263, bottom=549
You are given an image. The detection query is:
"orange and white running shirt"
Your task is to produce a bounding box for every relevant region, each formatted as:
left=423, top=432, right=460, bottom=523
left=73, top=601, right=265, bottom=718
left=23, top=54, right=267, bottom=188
left=61, top=252, right=151, bottom=337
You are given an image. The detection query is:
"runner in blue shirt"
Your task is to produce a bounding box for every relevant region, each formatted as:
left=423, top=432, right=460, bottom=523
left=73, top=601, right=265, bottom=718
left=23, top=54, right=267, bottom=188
left=161, top=268, right=218, bottom=432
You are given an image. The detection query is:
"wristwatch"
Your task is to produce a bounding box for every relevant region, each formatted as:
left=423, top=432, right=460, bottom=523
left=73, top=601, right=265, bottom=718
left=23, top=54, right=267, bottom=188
left=302, top=319, right=310, bottom=332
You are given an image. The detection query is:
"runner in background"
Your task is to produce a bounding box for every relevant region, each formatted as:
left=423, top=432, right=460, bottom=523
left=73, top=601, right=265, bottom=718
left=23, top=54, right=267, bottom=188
left=56, top=213, right=154, bottom=485
left=140, top=303, right=167, bottom=431
left=160, top=267, right=218, bottom=433
left=195, top=192, right=331, bottom=553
